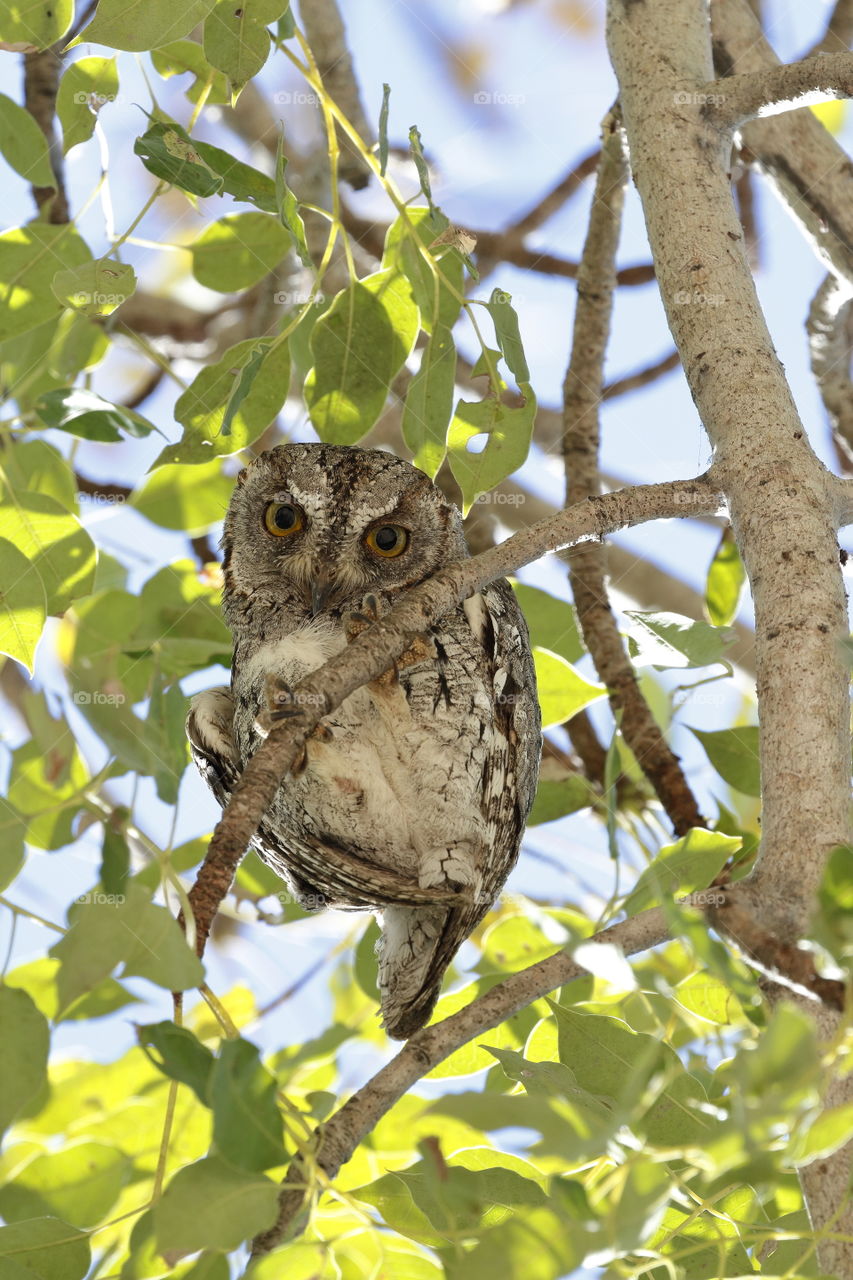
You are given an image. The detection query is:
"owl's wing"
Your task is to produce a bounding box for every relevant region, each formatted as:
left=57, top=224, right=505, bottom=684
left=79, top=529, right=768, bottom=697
left=187, top=687, right=463, bottom=913
left=380, top=578, right=542, bottom=1038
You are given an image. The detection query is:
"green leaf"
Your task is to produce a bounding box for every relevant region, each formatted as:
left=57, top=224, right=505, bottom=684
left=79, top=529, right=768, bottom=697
left=209, top=1037, right=286, bottom=1170
left=219, top=341, right=269, bottom=437
left=71, top=0, right=217, bottom=51
left=2, top=441, right=78, bottom=512
left=100, top=823, right=130, bottom=897
left=0, top=1217, right=90, bottom=1279
left=792, top=1101, right=853, bottom=1165
left=408, top=124, right=435, bottom=213
left=8, top=729, right=90, bottom=851
left=0, top=0, right=72, bottom=49
left=354, top=918, right=381, bottom=1001
left=690, top=724, right=761, bottom=797
left=204, top=0, right=278, bottom=97
left=532, top=647, right=605, bottom=729
left=447, top=390, right=536, bottom=514
left=6, top=956, right=136, bottom=1022
left=511, top=584, right=584, bottom=664
left=50, top=883, right=203, bottom=1013
left=0, top=490, right=96, bottom=616
left=274, top=134, right=311, bottom=266
left=0, top=223, right=91, bottom=341
left=131, top=458, right=232, bottom=533
left=812, top=844, right=853, bottom=962
left=0, top=537, right=46, bottom=672
left=35, top=387, right=156, bottom=440
left=154, top=337, right=290, bottom=465
left=137, top=1021, right=214, bottom=1103
left=153, top=1156, right=278, bottom=1253
left=443, top=1207, right=584, bottom=1280
left=134, top=119, right=225, bottom=197
left=128, top=560, right=231, bottom=676
left=705, top=525, right=746, bottom=625
left=305, top=269, right=419, bottom=444
left=0, top=93, right=55, bottom=187
left=549, top=1003, right=711, bottom=1146
left=626, top=609, right=734, bottom=670
left=378, top=83, right=391, bottom=175
left=56, top=57, right=119, bottom=152
left=382, top=207, right=463, bottom=333
left=0, top=1141, right=130, bottom=1228
left=51, top=258, right=136, bottom=317
left=150, top=39, right=230, bottom=106
left=0, top=987, right=49, bottom=1139
left=193, top=138, right=277, bottom=210
left=0, top=808, right=25, bottom=891
left=190, top=212, right=290, bottom=291
left=485, top=288, right=530, bottom=384
left=401, top=323, right=456, bottom=478
left=622, top=827, right=741, bottom=917
left=527, top=776, right=594, bottom=825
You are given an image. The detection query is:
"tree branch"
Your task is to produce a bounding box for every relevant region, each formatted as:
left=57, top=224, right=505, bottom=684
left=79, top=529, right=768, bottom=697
left=184, top=476, right=722, bottom=957
left=712, top=0, right=853, bottom=286
left=608, top=1, right=853, bottom=1265
left=562, top=109, right=705, bottom=837
left=808, top=273, right=853, bottom=471
left=700, top=52, right=853, bottom=127
left=22, top=45, right=68, bottom=223
left=250, top=903, right=673, bottom=1255
left=299, top=0, right=373, bottom=189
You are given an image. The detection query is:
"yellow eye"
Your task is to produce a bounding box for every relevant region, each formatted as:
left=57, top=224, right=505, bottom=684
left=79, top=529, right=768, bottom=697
left=264, top=501, right=305, bottom=537
left=365, top=524, right=409, bottom=558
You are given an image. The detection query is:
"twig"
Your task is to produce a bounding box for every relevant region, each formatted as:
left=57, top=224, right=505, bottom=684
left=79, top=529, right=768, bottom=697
left=300, top=0, right=373, bottom=189
left=506, top=147, right=602, bottom=237
left=184, top=475, right=722, bottom=959
left=339, top=203, right=656, bottom=286
left=602, top=349, right=681, bottom=400
left=22, top=46, right=69, bottom=223
left=250, top=903, right=673, bottom=1254
left=562, top=109, right=705, bottom=836
left=807, top=273, right=853, bottom=471
left=701, top=52, right=853, bottom=127
left=712, top=0, right=853, bottom=285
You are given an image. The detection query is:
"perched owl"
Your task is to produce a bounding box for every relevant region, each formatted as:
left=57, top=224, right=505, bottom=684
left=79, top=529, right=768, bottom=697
left=187, top=444, right=541, bottom=1039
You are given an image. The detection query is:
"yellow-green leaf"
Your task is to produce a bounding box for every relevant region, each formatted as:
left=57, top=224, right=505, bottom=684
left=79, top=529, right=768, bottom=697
left=0, top=93, right=55, bottom=187
left=189, top=211, right=290, bottom=291
left=532, top=647, right=605, bottom=729
left=56, top=57, right=119, bottom=152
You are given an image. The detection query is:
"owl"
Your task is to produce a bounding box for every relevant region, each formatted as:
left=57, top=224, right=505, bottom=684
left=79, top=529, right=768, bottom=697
left=187, top=444, right=541, bottom=1039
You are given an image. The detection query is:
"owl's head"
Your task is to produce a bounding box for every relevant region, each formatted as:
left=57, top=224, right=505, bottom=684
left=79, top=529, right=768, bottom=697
left=222, top=444, right=468, bottom=618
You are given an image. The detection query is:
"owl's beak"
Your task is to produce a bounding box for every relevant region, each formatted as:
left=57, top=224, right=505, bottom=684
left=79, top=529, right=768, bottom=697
left=310, top=568, right=337, bottom=616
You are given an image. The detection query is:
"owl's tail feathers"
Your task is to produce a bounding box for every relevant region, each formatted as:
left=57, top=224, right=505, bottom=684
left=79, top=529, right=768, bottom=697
left=378, top=905, right=462, bottom=1040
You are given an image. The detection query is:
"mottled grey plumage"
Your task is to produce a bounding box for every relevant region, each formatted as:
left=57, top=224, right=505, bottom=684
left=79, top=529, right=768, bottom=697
left=187, top=444, right=540, bottom=1038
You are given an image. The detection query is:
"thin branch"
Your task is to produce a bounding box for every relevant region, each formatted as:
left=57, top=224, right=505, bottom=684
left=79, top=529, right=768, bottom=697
left=562, top=110, right=705, bottom=836
left=807, top=273, right=853, bottom=471
left=805, top=0, right=853, bottom=57
left=300, top=0, right=373, bottom=189
left=712, top=0, right=853, bottom=286
left=701, top=52, right=853, bottom=127
left=339, top=203, right=657, bottom=286
left=184, top=476, right=722, bottom=958
left=22, top=46, right=69, bottom=223
left=504, top=146, right=601, bottom=237
left=602, top=349, right=681, bottom=400
left=250, top=904, right=673, bottom=1255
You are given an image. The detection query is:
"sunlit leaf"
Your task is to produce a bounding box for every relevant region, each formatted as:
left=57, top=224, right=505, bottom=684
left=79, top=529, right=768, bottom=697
left=154, top=1156, right=279, bottom=1253
left=448, top=390, right=536, bottom=514
left=690, top=724, right=761, bottom=797
left=0, top=987, right=49, bottom=1139
left=71, top=0, right=217, bottom=52
left=0, top=92, right=55, bottom=186
left=189, top=212, right=290, bottom=291
left=56, top=58, right=119, bottom=151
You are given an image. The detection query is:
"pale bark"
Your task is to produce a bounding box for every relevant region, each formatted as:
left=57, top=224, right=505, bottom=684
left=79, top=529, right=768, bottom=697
left=608, top=0, right=852, bottom=1265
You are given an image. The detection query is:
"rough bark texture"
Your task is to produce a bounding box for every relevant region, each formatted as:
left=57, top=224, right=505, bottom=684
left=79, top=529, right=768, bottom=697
left=607, top=0, right=852, bottom=1266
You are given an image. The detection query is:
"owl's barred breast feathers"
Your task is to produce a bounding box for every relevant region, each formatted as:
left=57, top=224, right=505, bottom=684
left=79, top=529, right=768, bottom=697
left=187, top=444, right=541, bottom=1039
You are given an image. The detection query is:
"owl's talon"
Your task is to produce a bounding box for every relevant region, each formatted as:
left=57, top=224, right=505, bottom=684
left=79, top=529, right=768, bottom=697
left=254, top=673, right=333, bottom=746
